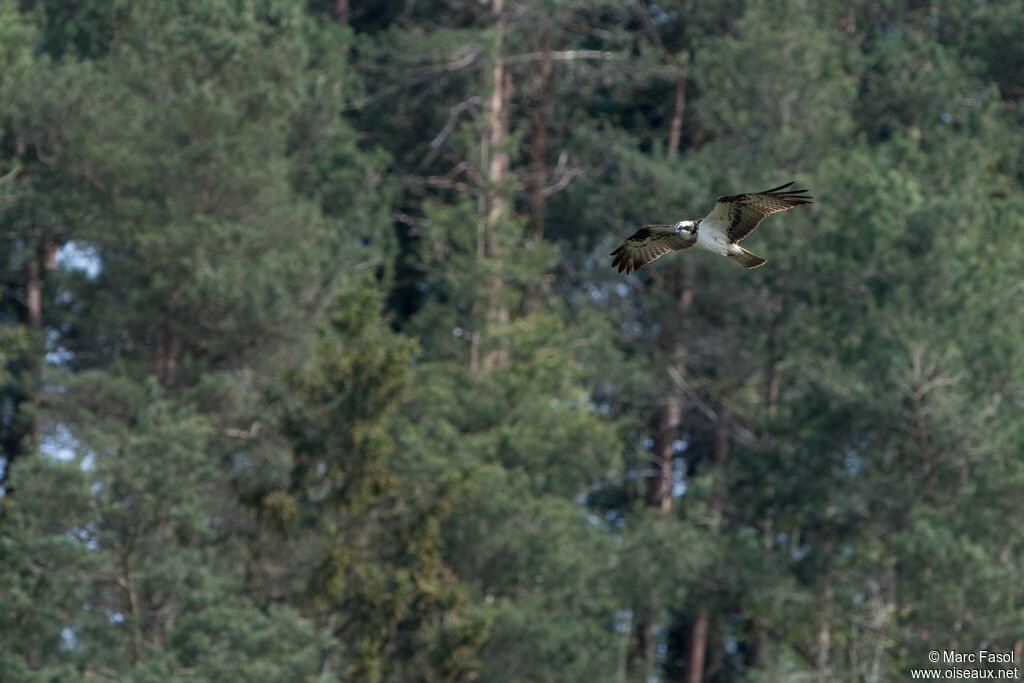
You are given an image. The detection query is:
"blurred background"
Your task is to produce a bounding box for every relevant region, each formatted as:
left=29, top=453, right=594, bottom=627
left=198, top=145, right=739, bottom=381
left=1, top=0, right=1023, bottom=680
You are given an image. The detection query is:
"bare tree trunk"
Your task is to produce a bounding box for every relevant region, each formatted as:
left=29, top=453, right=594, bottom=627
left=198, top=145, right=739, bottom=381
left=478, top=0, right=511, bottom=371
left=472, top=180, right=487, bottom=374
left=683, top=419, right=729, bottom=682
left=486, top=0, right=509, bottom=255
left=522, top=51, right=555, bottom=313
left=527, top=54, right=554, bottom=240
left=685, top=609, right=709, bottom=683
left=616, top=610, right=631, bottom=683
left=43, top=239, right=58, bottom=270
left=628, top=617, right=653, bottom=682
left=627, top=389, right=679, bottom=676
left=330, top=0, right=349, bottom=23
left=122, top=560, right=143, bottom=666
left=155, top=324, right=180, bottom=386
left=766, top=293, right=782, bottom=419
left=707, top=418, right=730, bottom=518
left=749, top=626, right=767, bottom=669
left=815, top=612, right=831, bottom=680
left=667, top=67, right=688, bottom=157
left=0, top=180, right=54, bottom=488
left=23, top=242, right=45, bottom=450
left=637, top=1, right=688, bottom=158
left=25, top=243, right=43, bottom=329
left=469, top=328, right=481, bottom=375
left=23, top=237, right=54, bottom=446
left=647, top=394, right=681, bottom=513
left=746, top=514, right=775, bottom=668
left=629, top=269, right=693, bottom=680
left=816, top=559, right=834, bottom=682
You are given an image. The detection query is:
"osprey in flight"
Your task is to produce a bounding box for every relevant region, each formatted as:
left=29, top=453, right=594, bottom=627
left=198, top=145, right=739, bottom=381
left=610, top=182, right=813, bottom=273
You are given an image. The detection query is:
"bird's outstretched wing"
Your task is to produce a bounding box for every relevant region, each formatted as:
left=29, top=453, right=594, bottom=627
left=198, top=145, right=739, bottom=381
left=610, top=225, right=696, bottom=274
left=703, top=182, right=813, bottom=243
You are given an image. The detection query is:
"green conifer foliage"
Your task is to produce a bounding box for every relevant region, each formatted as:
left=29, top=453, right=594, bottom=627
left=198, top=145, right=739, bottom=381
left=2, top=0, right=1024, bottom=680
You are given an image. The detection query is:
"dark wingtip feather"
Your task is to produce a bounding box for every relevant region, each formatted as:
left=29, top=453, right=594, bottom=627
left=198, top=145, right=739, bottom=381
left=784, top=194, right=814, bottom=205
left=610, top=250, right=635, bottom=274
left=764, top=182, right=814, bottom=197
left=611, top=249, right=632, bottom=274
left=765, top=181, right=813, bottom=205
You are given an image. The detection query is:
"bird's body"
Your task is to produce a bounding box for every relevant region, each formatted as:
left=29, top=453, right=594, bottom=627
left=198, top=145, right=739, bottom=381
left=610, top=182, right=812, bottom=273
left=692, top=212, right=767, bottom=269
left=694, top=219, right=734, bottom=256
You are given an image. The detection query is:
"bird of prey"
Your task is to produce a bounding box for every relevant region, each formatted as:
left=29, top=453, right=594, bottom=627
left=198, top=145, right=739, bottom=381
left=610, top=182, right=813, bottom=273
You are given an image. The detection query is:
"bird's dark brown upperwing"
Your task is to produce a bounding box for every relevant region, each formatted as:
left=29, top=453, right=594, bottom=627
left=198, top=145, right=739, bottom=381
left=610, top=225, right=697, bottom=274
left=715, top=182, right=813, bottom=243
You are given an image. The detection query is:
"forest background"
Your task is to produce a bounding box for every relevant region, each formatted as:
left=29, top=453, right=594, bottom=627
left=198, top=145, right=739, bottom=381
left=1, top=0, right=1023, bottom=681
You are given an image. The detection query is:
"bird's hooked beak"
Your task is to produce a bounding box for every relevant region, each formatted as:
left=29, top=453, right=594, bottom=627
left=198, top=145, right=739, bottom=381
left=674, top=221, right=697, bottom=235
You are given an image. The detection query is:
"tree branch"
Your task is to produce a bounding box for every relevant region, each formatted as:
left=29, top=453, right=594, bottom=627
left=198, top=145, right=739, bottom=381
left=223, top=422, right=261, bottom=440
left=666, top=365, right=765, bottom=448
left=403, top=46, right=484, bottom=75
left=506, top=50, right=615, bottom=65
left=413, top=97, right=482, bottom=169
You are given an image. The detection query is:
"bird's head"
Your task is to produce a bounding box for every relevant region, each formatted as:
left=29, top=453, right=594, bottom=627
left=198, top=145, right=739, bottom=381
left=673, top=220, right=697, bottom=235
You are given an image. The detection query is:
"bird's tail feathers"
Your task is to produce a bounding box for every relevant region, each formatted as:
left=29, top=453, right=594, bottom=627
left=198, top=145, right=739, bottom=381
left=728, top=246, right=767, bottom=269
